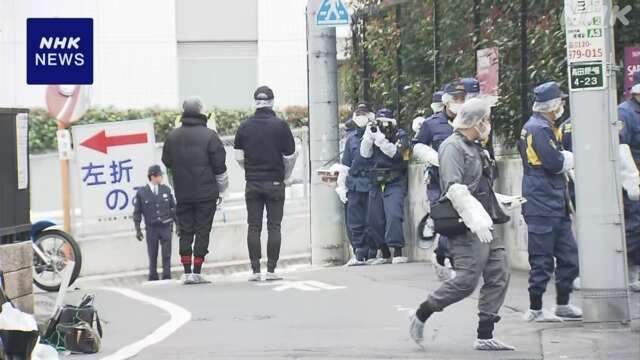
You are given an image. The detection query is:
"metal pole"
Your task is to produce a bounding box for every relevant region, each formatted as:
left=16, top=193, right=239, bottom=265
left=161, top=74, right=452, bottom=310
left=58, top=122, right=71, bottom=233
left=569, top=0, right=631, bottom=324
left=306, top=1, right=345, bottom=266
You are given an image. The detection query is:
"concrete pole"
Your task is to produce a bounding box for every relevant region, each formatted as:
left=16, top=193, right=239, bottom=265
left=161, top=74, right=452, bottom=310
left=306, top=0, right=345, bottom=266
left=569, top=0, right=631, bottom=324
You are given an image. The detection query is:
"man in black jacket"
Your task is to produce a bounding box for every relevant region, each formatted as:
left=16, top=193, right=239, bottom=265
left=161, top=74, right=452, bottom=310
left=162, top=96, right=228, bottom=284
left=234, top=86, right=297, bottom=281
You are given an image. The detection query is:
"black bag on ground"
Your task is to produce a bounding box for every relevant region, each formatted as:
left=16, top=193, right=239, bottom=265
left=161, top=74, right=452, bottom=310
left=43, top=294, right=102, bottom=353
left=430, top=198, right=468, bottom=237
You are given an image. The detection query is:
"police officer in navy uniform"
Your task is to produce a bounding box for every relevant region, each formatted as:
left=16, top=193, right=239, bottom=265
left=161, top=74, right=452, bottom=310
left=133, top=165, right=176, bottom=281
left=518, top=82, right=582, bottom=321
left=335, top=103, right=376, bottom=265
left=413, top=81, right=466, bottom=279
left=619, top=70, right=640, bottom=292
left=361, top=108, right=410, bottom=264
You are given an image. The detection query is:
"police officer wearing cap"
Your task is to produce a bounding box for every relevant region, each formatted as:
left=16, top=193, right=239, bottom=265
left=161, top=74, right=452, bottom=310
left=619, top=70, right=640, bottom=292
left=234, top=86, right=297, bottom=281
left=335, top=103, right=376, bottom=265
left=133, top=165, right=176, bottom=281
left=518, top=81, right=581, bottom=321
left=361, top=108, right=410, bottom=264
left=413, top=81, right=466, bottom=280
left=461, top=77, right=481, bottom=100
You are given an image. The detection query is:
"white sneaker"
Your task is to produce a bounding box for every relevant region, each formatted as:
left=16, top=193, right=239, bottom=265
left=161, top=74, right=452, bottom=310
left=365, top=258, right=378, bottom=265
left=344, top=257, right=366, bottom=267
left=473, top=338, right=515, bottom=351
left=392, top=256, right=409, bottom=264
left=572, top=277, right=581, bottom=290
left=190, top=273, right=210, bottom=284
left=628, top=265, right=640, bottom=292
left=554, top=304, right=582, bottom=319
left=248, top=273, right=262, bottom=282
left=408, top=315, right=425, bottom=350
left=264, top=272, right=283, bottom=281
left=181, top=273, right=195, bottom=285
left=523, top=308, right=563, bottom=322
left=370, top=257, right=392, bottom=265
left=629, top=281, right=640, bottom=292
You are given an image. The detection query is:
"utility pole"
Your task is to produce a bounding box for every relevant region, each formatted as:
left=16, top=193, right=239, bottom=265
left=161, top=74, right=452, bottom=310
left=306, top=0, right=345, bottom=266
left=565, top=0, right=630, bottom=324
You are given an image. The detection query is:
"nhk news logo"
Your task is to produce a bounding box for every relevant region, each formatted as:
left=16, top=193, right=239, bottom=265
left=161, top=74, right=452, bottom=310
left=27, top=18, right=93, bottom=85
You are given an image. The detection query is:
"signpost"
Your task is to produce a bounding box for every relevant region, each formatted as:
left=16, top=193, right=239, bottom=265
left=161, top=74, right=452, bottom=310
left=71, top=119, right=156, bottom=227
left=564, top=0, right=630, bottom=325
left=565, top=1, right=607, bottom=91
left=315, top=0, right=349, bottom=26
left=46, top=85, right=91, bottom=233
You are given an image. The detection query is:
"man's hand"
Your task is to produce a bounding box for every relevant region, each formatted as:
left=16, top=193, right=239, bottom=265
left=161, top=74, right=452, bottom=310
left=136, top=229, right=144, bottom=242
left=372, top=130, right=386, bottom=145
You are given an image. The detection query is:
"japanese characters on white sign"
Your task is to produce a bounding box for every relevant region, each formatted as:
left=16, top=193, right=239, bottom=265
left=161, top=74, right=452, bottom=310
left=72, top=119, right=156, bottom=225
left=564, top=0, right=607, bottom=91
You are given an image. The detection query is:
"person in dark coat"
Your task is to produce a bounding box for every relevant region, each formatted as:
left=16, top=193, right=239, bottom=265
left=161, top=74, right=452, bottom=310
left=234, top=86, right=297, bottom=281
left=162, top=96, right=228, bottom=285
left=133, top=165, right=176, bottom=281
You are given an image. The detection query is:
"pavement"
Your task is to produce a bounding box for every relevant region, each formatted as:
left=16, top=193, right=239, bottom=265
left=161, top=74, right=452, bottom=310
left=34, top=261, right=640, bottom=359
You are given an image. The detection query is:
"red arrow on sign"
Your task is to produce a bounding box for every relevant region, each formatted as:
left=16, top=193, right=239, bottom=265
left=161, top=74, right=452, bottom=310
left=80, top=130, right=148, bottom=154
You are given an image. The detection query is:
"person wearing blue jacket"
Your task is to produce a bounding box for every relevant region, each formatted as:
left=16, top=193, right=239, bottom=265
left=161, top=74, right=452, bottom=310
left=518, top=82, right=581, bottom=322
left=335, top=103, right=377, bottom=266
left=361, top=108, right=410, bottom=264
left=619, top=70, right=640, bottom=292
left=413, top=82, right=466, bottom=279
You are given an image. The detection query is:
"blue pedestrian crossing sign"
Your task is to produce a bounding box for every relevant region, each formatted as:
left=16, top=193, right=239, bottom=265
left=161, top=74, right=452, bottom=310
left=316, top=0, right=350, bottom=26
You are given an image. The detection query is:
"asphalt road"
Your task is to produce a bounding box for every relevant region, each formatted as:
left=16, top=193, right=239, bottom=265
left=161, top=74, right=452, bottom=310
left=37, top=263, right=640, bottom=359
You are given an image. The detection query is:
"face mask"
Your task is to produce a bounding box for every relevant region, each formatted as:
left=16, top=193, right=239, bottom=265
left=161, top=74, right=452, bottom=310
left=448, top=102, right=463, bottom=115
left=431, top=103, right=444, bottom=113
left=353, top=114, right=371, bottom=128
left=554, top=105, right=565, bottom=120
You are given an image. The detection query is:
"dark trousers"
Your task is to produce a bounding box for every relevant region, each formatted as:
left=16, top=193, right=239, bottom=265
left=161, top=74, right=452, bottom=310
left=246, top=181, right=285, bottom=273
left=176, top=200, right=217, bottom=259
left=525, top=215, right=579, bottom=296
left=367, top=179, right=407, bottom=249
left=346, top=190, right=374, bottom=259
left=146, top=224, right=172, bottom=279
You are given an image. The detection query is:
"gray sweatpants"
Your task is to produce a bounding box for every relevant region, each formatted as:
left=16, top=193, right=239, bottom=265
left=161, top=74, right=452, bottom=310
left=420, top=231, right=510, bottom=323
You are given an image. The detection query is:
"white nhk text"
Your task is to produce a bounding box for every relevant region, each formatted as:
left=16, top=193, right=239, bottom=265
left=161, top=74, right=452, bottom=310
left=35, top=36, right=85, bottom=66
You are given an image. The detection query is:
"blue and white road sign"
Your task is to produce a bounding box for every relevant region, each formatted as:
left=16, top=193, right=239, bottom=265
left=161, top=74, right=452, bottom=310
left=316, top=0, right=349, bottom=26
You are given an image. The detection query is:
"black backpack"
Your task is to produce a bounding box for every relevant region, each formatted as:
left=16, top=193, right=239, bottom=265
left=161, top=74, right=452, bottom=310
left=43, top=294, right=102, bottom=354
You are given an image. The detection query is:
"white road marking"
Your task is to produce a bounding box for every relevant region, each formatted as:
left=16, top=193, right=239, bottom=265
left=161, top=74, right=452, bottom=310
left=258, top=280, right=346, bottom=292
left=98, top=287, right=191, bottom=360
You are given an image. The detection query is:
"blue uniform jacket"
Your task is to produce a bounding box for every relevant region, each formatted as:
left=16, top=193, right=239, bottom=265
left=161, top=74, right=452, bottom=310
left=559, top=118, right=572, bottom=152
left=518, top=113, right=568, bottom=217
left=342, top=128, right=373, bottom=192
left=414, top=111, right=453, bottom=150
left=619, top=98, right=640, bottom=162
left=133, top=184, right=176, bottom=228
left=371, top=129, right=410, bottom=179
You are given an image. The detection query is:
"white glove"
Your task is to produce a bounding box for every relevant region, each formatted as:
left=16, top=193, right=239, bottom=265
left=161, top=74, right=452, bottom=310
left=413, top=143, right=439, bottom=167
left=558, top=150, right=574, bottom=174
left=495, top=193, right=527, bottom=211
left=375, top=137, right=398, bottom=158
left=335, top=187, right=347, bottom=204
left=283, top=148, right=300, bottom=182
left=619, top=144, right=640, bottom=201
left=412, top=116, right=426, bottom=133
left=372, top=129, right=386, bottom=144
left=445, top=184, right=494, bottom=243
left=360, top=127, right=375, bottom=158
left=215, top=172, right=229, bottom=193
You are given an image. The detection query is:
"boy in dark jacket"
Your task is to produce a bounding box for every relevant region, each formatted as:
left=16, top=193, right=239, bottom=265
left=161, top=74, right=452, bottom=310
left=133, top=165, right=176, bottom=281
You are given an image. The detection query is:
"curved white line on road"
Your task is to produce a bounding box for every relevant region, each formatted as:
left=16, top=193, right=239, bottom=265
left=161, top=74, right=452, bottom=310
left=98, top=287, right=192, bottom=360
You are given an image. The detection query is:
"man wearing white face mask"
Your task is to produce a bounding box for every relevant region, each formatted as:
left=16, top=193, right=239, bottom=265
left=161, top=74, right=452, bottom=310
left=410, top=98, right=514, bottom=351
left=414, top=82, right=466, bottom=280
left=517, top=82, right=581, bottom=322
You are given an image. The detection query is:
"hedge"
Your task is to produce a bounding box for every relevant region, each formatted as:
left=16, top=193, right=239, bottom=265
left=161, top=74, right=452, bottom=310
left=28, top=106, right=320, bottom=154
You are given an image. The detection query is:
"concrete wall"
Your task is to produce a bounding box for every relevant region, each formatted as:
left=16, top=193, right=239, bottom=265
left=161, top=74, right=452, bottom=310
left=0, top=242, right=33, bottom=313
